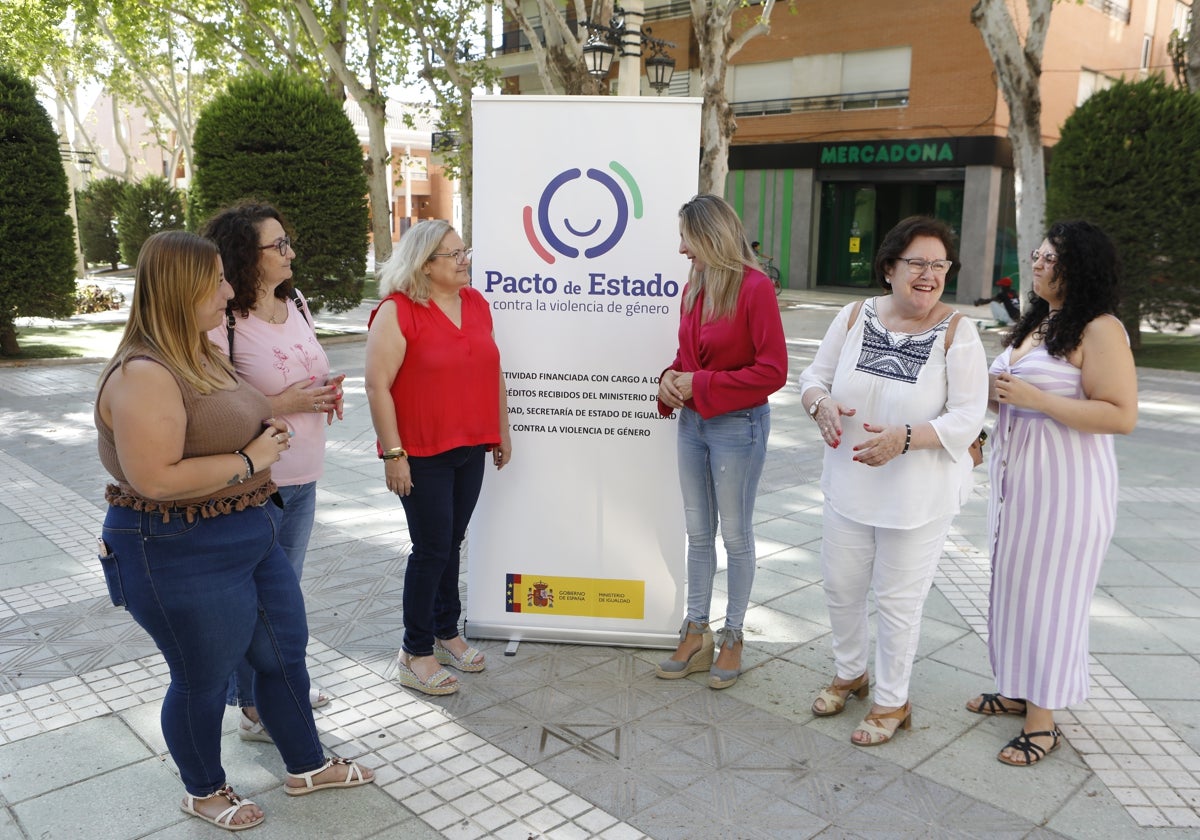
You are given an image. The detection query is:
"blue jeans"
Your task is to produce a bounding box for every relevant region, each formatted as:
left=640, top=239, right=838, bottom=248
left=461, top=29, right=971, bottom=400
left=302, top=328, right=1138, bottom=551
left=677, top=404, right=769, bottom=631
left=101, top=502, right=324, bottom=796
left=272, top=481, right=317, bottom=580
left=399, top=445, right=487, bottom=656
left=228, top=481, right=317, bottom=708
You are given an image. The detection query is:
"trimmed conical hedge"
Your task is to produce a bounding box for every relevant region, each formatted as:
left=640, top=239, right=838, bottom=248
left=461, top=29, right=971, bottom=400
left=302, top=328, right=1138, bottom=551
left=191, top=72, right=369, bottom=314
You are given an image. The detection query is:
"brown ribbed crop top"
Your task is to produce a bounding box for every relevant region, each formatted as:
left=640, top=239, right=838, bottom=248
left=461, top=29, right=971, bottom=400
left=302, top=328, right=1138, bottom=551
left=95, top=351, right=275, bottom=517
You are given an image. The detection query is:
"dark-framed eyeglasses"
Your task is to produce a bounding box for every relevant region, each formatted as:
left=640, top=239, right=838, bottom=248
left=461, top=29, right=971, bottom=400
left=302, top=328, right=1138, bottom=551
left=1030, top=249, right=1058, bottom=266
left=259, top=237, right=293, bottom=257
left=431, top=247, right=472, bottom=265
left=898, top=257, right=953, bottom=275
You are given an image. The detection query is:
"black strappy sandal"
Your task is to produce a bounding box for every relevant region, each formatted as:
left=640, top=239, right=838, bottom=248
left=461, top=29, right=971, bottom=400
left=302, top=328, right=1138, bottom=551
left=967, top=692, right=1027, bottom=716
left=998, top=728, right=1062, bottom=766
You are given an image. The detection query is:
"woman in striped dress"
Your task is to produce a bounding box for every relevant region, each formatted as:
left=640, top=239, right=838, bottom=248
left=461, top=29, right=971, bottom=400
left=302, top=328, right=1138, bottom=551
left=966, top=220, right=1137, bottom=766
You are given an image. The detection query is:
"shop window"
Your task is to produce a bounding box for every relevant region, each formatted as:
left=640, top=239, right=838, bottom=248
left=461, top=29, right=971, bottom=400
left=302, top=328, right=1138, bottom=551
left=1076, top=69, right=1116, bottom=106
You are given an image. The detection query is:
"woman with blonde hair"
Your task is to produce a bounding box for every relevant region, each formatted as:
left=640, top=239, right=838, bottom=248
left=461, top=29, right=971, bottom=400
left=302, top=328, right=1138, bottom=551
left=655, top=194, right=787, bottom=690
left=365, top=220, right=511, bottom=696
left=96, top=231, right=372, bottom=830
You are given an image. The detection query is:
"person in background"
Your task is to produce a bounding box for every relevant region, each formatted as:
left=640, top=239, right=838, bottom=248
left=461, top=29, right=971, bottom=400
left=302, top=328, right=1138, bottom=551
left=975, top=276, right=1020, bottom=325
left=966, top=220, right=1137, bottom=766
left=201, top=202, right=344, bottom=743
left=364, top=220, right=511, bottom=696
left=655, top=194, right=787, bottom=690
left=798, top=216, right=987, bottom=745
left=95, top=231, right=372, bottom=831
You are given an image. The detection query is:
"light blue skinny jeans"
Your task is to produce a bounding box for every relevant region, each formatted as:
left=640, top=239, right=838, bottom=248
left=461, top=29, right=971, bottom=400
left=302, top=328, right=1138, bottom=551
left=228, top=481, right=317, bottom=708
left=677, top=403, right=769, bottom=631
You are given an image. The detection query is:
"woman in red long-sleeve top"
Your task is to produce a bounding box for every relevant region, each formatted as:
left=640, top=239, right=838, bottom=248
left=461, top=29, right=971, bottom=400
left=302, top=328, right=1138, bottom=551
left=655, top=194, right=788, bottom=690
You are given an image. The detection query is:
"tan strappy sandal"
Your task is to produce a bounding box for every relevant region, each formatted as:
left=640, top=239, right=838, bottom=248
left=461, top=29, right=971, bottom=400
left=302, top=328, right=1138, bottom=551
left=852, top=702, right=912, bottom=746
left=811, top=672, right=869, bottom=717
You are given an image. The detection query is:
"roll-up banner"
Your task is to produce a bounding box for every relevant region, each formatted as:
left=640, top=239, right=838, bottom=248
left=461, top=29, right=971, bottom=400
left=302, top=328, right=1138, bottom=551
left=468, top=95, right=702, bottom=648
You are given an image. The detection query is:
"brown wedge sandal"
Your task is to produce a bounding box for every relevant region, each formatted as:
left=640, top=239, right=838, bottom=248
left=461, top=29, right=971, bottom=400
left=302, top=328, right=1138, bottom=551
left=811, top=672, right=870, bottom=717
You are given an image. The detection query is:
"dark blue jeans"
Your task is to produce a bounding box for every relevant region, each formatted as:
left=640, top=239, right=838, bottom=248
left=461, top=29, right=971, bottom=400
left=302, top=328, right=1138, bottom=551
left=101, top=502, right=325, bottom=796
left=228, top=480, right=316, bottom=708
left=399, top=445, right=487, bottom=657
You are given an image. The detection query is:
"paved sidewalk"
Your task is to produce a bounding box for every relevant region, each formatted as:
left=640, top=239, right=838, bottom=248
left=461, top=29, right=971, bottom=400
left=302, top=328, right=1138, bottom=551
left=1, top=291, right=1198, bottom=839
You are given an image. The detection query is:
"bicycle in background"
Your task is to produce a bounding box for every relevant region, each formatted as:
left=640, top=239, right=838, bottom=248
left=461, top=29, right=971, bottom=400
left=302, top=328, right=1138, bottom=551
left=751, top=241, right=783, bottom=296
left=760, top=257, right=782, bottom=296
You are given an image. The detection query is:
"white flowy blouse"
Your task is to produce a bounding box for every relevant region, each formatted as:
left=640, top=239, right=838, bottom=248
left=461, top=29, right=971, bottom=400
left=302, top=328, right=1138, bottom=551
left=798, top=298, right=988, bottom=530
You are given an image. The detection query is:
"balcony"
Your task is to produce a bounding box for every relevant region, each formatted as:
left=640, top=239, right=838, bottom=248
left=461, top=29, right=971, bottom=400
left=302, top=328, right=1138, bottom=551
left=1085, top=0, right=1131, bottom=24
left=732, top=88, right=909, bottom=117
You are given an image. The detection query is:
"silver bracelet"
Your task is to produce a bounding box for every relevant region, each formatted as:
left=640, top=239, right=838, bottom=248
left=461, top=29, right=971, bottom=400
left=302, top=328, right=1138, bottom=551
left=809, top=394, right=830, bottom=420
left=901, top=424, right=912, bottom=455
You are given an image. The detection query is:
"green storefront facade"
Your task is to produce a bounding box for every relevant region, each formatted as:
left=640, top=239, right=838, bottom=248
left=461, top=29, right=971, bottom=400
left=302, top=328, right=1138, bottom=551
left=727, top=135, right=1022, bottom=304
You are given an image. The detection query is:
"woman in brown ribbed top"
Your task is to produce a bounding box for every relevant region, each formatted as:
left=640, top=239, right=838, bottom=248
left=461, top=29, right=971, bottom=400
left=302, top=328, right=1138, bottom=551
left=95, top=232, right=373, bottom=831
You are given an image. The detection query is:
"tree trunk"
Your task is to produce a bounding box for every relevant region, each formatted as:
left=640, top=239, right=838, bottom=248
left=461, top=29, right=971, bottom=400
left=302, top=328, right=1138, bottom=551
left=1188, top=4, right=1200, bottom=93
left=0, top=321, right=20, bottom=357
left=361, top=96, right=394, bottom=265
left=691, top=0, right=773, bottom=196
left=971, top=0, right=1051, bottom=308
left=459, top=110, right=474, bottom=241
left=697, top=61, right=735, bottom=195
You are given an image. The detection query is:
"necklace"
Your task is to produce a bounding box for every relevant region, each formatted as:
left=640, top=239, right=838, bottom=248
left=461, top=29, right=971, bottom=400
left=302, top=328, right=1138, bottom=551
left=263, top=298, right=283, bottom=324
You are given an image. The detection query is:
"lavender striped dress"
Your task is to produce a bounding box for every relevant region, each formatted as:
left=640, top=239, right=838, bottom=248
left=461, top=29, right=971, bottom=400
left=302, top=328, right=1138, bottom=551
left=986, top=344, right=1119, bottom=709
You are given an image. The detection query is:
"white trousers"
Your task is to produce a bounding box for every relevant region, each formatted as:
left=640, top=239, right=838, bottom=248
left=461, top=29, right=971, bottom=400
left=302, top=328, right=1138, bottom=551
left=820, top=504, right=953, bottom=708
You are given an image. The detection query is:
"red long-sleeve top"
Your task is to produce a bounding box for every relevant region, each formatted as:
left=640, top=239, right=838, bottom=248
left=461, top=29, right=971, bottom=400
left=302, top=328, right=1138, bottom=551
left=658, top=268, right=788, bottom=419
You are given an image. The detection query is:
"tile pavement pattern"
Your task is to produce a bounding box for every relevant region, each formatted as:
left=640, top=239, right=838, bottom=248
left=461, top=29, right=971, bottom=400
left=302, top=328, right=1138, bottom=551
left=1, top=297, right=1199, bottom=838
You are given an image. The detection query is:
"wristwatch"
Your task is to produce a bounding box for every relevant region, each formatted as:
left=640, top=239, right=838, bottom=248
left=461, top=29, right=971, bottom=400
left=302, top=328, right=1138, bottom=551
left=808, top=394, right=829, bottom=419
left=380, top=447, right=408, bottom=461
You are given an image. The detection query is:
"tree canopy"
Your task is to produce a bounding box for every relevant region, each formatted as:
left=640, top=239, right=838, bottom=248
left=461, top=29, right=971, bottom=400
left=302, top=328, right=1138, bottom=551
left=1047, top=75, right=1200, bottom=345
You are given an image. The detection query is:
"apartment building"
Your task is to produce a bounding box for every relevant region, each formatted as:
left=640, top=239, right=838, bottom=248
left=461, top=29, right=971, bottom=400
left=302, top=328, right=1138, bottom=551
left=495, top=0, right=1189, bottom=300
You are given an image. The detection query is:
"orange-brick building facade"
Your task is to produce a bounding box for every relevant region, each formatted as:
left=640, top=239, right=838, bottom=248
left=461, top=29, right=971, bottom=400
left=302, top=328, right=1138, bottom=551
left=495, top=0, right=1188, bottom=301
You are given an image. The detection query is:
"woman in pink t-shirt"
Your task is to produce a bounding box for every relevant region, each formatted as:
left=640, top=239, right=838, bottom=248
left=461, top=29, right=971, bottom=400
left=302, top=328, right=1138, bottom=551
left=202, top=202, right=344, bottom=740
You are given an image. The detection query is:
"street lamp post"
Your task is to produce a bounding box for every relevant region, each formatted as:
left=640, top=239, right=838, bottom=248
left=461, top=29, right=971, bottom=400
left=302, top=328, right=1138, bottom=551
left=60, top=146, right=96, bottom=280
left=581, top=3, right=676, bottom=95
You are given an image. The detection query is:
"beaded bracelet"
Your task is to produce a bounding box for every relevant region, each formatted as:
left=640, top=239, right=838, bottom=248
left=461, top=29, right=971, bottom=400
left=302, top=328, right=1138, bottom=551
left=901, top=424, right=912, bottom=455
left=234, top=449, right=255, bottom=481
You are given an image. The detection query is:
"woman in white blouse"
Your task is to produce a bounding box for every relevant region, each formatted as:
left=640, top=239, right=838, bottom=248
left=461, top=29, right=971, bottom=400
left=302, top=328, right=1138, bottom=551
left=798, top=216, right=988, bottom=746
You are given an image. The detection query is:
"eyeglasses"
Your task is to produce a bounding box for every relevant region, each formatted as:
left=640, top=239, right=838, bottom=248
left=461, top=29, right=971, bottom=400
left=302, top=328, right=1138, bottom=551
left=432, top=247, right=472, bottom=264
left=898, top=257, right=953, bottom=275
left=259, top=237, right=293, bottom=257
left=1030, top=249, right=1058, bottom=266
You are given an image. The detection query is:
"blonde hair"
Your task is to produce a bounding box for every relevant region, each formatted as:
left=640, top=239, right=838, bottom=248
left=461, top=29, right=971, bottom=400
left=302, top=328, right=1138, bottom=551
left=678, top=194, right=759, bottom=321
left=103, top=231, right=234, bottom=394
left=377, top=220, right=455, bottom=305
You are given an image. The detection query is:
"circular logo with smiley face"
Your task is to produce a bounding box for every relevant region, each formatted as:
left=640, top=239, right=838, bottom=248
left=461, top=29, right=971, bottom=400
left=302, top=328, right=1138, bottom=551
left=523, top=162, right=643, bottom=265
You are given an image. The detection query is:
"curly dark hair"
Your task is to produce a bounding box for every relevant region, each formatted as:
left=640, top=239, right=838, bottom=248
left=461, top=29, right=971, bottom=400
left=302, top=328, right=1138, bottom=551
left=1003, top=220, right=1120, bottom=358
left=873, top=216, right=959, bottom=290
left=198, top=201, right=293, bottom=318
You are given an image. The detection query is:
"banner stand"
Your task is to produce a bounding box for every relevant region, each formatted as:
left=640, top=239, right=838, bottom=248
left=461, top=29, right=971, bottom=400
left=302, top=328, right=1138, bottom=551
left=468, top=95, right=703, bottom=650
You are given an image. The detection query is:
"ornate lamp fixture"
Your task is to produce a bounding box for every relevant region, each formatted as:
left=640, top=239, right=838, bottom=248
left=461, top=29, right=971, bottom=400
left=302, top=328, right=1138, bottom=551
left=580, top=4, right=676, bottom=94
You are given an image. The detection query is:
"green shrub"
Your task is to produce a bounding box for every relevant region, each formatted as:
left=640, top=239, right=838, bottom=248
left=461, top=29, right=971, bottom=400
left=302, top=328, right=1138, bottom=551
left=116, top=176, right=186, bottom=267
left=0, top=65, right=77, bottom=356
left=1048, top=76, right=1200, bottom=345
left=78, top=177, right=127, bottom=269
left=191, top=71, right=369, bottom=313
